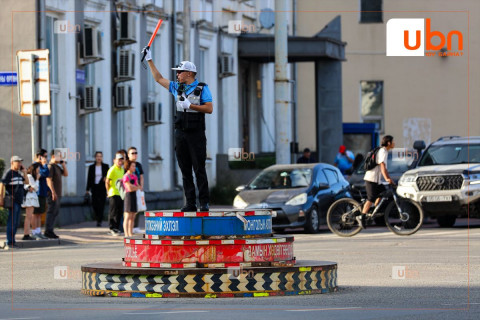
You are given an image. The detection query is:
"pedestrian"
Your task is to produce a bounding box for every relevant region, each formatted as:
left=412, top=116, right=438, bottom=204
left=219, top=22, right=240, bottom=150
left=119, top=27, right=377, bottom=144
left=357, top=135, right=396, bottom=229
left=44, top=150, right=68, bottom=239
left=86, top=151, right=109, bottom=227
left=105, top=152, right=125, bottom=236
left=122, top=160, right=140, bottom=237
left=144, top=48, right=213, bottom=212
left=0, top=156, right=27, bottom=249
left=127, top=147, right=144, bottom=234
left=32, top=149, right=49, bottom=239
left=297, top=148, right=316, bottom=164
left=334, top=145, right=355, bottom=175
left=21, top=164, right=40, bottom=240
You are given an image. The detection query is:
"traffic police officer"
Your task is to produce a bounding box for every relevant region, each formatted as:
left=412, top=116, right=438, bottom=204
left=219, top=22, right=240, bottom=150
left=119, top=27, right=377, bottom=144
left=143, top=47, right=213, bottom=212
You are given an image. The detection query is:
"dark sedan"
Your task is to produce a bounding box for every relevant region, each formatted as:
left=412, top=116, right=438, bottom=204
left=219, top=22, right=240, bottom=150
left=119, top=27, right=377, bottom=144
left=233, top=163, right=351, bottom=233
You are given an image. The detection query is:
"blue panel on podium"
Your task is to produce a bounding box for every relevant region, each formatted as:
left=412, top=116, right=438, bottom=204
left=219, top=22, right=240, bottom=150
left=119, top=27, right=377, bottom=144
left=203, top=216, right=272, bottom=236
left=144, top=214, right=272, bottom=237
left=145, top=217, right=202, bottom=236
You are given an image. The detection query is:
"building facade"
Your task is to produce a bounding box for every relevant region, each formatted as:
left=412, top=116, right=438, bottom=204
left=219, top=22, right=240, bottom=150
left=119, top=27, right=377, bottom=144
left=0, top=0, right=296, bottom=203
left=296, top=0, right=479, bottom=157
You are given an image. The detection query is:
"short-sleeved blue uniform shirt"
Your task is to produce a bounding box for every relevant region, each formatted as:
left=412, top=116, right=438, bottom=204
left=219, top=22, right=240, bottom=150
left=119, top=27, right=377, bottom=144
left=169, top=80, right=213, bottom=104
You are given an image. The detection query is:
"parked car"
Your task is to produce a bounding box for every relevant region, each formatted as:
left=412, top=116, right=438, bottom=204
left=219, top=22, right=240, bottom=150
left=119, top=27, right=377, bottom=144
left=233, top=163, right=351, bottom=233
left=397, top=136, right=480, bottom=227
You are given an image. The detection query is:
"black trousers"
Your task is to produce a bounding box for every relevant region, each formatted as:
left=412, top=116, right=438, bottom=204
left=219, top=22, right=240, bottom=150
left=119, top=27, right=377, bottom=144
left=91, top=184, right=107, bottom=223
left=175, top=128, right=209, bottom=206
left=108, top=195, right=123, bottom=230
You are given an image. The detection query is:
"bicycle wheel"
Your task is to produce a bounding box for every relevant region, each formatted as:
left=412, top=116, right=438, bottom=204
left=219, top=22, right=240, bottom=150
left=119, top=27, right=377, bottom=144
left=384, top=198, right=424, bottom=235
left=327, top=198, right=363, bottom=237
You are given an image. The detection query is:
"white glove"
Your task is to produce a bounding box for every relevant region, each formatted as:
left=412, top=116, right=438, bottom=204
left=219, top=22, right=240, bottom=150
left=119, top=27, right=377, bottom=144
left=142, top=47, right=152, bottom=61
left=177, top=99, right=191, bottom=110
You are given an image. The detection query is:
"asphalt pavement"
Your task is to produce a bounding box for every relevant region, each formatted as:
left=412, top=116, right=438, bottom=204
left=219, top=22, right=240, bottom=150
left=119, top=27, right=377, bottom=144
left=0, top=218, right=479, bottom=320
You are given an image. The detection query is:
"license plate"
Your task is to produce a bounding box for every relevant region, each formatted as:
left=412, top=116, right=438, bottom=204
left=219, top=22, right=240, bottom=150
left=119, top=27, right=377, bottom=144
left=425, top=195, right=452, bottom=202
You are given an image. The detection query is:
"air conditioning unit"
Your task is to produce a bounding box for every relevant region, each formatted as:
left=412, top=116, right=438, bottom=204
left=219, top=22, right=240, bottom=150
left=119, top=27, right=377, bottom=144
left=84, top=86, right=101, bottom=109
left=116, top=84, right=132, bottom=108
left=119, top=12, right=137, bottom=42
left=146, top=102, right=162, bottom=123
left=118, top=50, right=135, bottom=78
left=219, top=54, right=235, bottom=78
left=83, top=26, right=102, bottom=59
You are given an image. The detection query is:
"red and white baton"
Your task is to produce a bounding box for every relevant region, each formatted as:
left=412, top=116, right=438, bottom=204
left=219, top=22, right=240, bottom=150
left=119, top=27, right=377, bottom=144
left=141, top=18, right=163, bottom=63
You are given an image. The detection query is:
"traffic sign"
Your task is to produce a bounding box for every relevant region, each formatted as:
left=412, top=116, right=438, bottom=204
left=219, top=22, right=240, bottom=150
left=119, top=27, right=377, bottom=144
left=16, top=49, right=51, bottom=116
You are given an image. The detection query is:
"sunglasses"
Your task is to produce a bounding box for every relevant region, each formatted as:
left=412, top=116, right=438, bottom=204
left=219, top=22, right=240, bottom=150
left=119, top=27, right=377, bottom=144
left=130, top=152, right=138, bottom=155
left=176, top=70, right=186, bottom=74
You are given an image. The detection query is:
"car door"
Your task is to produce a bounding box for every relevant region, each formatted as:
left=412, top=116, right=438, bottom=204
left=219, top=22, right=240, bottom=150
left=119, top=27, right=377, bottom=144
left=324, top=168, right=342, bottom=199
left=314, top=169, right=333, bottom=224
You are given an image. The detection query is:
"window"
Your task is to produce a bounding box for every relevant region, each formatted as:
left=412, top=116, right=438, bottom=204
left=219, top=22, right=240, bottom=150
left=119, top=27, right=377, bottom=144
left=316, top=170, right=328, bottom=185
left=324, top=169, right=339, bottom=185
left=197, top=48, right=207, bottom=82
left=85, top=64, right=95, bottom=158
left=360, top=0, right=382, bottom=23
left=200, top=0, right=213, bottom=23
left=176, top=41, right=183, bottom=63
left=117, top=111, right=125, bottom=150
left=360, top=80, right=384, bottom=132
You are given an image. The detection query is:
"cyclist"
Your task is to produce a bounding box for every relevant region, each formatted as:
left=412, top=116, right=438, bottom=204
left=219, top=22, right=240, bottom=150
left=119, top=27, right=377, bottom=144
left=357, top=135, right=396, bottom=228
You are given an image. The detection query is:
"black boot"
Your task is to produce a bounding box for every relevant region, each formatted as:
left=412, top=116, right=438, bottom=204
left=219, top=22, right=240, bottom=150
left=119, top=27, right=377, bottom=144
left=199, top=203, right=209, bottom=212
left=180, top=204, right=197, bottom=212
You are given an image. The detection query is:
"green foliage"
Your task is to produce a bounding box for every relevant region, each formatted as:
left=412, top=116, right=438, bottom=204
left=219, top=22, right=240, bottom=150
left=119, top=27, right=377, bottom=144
left=228, top=153, right=275, bottom=170
left=0, top=208, right=8, bottom=226
left=209, top=183, right=237, bottom=205
left=0, top=158, right=5, bottom=178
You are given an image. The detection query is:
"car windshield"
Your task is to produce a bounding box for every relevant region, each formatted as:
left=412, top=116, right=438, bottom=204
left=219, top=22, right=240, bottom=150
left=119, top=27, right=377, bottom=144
left=355, top=151, right=414, bottom=174
left=248, top=168, right=312, bottom=190
left=418, top=144, right=480, bottom=166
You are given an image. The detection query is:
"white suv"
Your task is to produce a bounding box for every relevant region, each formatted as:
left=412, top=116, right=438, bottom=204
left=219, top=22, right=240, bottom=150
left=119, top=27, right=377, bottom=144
left=397, top=136, right=480, bottom=227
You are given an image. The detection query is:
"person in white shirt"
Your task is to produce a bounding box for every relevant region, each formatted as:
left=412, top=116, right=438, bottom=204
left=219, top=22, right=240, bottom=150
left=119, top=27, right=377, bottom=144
left=358, top=135, right=396, bottom=228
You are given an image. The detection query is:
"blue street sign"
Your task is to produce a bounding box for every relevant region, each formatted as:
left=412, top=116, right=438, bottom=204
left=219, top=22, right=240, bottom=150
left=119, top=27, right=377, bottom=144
left=0, top=72, right=17, bottom=86
left=76, top=69, right=85, bottom=84
left=145, top=215, right=272, bottom=237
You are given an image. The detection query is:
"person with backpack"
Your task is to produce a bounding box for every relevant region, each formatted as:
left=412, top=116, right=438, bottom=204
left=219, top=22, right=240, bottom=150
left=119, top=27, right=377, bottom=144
left=122, top=160, right=141, bottom=237
left=0, top=156, right=27, bottom=249
left=358, top=135, right=396, bottom=228
left=143, top=48, right=213, bottom=212
left=32, top=149, right=49, bottom=240
left=105, top=152, right=125, bottom=236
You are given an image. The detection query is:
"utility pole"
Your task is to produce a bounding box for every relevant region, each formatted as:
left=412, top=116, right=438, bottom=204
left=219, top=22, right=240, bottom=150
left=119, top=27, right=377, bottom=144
left=183, top=0, right=191, bottom=61
left=274, top=0, right=290, bottom=164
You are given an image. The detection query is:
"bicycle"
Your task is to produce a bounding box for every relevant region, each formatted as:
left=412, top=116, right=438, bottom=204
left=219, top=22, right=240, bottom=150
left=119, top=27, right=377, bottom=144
left=326, top=184, right=423, bottom=237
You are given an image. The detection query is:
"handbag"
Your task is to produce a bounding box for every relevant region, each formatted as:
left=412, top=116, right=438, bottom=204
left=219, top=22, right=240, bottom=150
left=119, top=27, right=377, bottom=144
left=136, top=190, right=147, bottom=212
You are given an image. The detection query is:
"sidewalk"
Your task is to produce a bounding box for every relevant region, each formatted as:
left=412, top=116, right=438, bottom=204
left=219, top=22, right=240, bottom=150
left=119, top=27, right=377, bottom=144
left=0, top=206, right=232, bottom=249
left=0, top=217, right=145, bottom=249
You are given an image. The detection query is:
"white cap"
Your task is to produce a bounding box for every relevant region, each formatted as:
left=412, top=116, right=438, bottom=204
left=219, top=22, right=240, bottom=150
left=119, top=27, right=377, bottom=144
left=172, top=61, right=197, bottom=73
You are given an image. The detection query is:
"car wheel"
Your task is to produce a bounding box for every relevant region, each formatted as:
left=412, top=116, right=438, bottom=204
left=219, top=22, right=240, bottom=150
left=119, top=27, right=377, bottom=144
left=437, top=215, right=457, bottom=228
left=305, top=205, right=320, bottom=234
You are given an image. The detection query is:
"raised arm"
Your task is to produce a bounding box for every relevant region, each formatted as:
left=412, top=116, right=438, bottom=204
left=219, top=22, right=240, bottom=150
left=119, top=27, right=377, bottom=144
left=144, top=47, right=170, bottom=89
